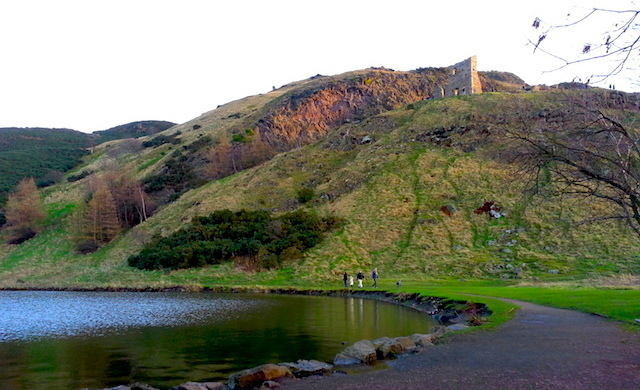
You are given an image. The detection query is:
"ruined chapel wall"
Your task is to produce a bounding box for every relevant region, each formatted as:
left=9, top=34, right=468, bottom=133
left=435, top=56, right=482, bottom=98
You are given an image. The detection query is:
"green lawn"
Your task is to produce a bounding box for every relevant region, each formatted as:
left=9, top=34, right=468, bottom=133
left=364, top=279, right=639, bottom=327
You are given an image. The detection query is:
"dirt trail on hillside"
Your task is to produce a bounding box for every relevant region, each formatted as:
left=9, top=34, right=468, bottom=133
left=282, top=299, right=640, bottom=390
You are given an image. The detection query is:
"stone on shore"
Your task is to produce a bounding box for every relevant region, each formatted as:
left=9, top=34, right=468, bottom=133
left=170, top=382, right=228, bottom=390
left=447, top=324, right=470, bottom=331
left=228, top=364, right=293, bottom=390
left=333, top=339, right=377, bottom=365
left=278, top=359, right=332, bottom=377
left=410, top=333, right=437, bottom=347
left=258, top=381, right=281, bottom=389
left=371, top=337, right=392, bottom=349
left=379, top=337, right=417, bottom=358
left=97, top=384, right=160, bottom=390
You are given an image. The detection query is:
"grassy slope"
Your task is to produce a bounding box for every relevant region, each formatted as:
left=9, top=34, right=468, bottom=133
left=0, top=91, right=638, bottom=327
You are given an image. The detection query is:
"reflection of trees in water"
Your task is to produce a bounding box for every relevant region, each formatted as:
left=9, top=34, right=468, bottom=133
left=104, top=352, right=134, bottom=387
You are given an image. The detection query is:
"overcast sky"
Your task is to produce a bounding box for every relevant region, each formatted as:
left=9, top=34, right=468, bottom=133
left=0, top=0, right=637, bottom=133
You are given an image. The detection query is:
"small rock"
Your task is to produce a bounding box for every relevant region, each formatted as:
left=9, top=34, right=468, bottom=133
left=259, top=381, right=280, bottom=390
left=548, top=269, right=559, bottom=274
left=635, top=319, right=640, bottom=324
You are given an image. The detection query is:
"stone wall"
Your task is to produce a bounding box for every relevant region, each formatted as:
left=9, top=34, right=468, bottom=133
left=435, top=56, right=482, bottom=98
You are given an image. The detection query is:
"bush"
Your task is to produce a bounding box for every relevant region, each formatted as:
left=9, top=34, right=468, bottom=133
left=142, top=134, right=181, bottom=148
left=296, top=187, right=315, bottom=203
left=76, top=240, right=99, bottom=254
left=128, top=209, right=339, bottom=271
left=68, top=170, right=93, bottom=182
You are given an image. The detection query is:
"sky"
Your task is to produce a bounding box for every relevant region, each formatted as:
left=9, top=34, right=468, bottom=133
left=0, top=0, right=638, bottom=133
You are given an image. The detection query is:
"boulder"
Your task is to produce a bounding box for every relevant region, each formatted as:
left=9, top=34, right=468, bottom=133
left=371, top=337, right=392, bottom=350
left=333, top=340, right=377, bottom=365
left=131, top=385, right=161, bottom=390
left=103, top=385, right=159, bottom=390
left=171, top=382, right=228, bottom=390
left=410, top=333, right=437, bottom=347
left=228, top=364, right=293, bottom=390
left=379, top=337, right=417, bottom=358
left=333, top=353, right=362, bottom=365
left=279, top=359, right=332, bottom=378
left=446, top=324, right=469, bottom=332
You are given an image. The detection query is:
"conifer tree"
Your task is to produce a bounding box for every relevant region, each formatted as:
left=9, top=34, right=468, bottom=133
left=77, top=179, right=121, bottom=250
left=4, top=178, right=46, bottom=244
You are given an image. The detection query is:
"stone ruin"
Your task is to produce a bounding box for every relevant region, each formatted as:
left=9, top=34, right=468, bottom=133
left=434, top=56, right=482, bottom=98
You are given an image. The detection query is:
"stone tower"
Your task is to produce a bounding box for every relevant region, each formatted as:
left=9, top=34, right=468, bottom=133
left=435, top=56, right=482, bottom=98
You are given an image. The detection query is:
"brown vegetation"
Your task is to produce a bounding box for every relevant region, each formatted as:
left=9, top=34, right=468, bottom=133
left=3, top=178, right=46, bottom=244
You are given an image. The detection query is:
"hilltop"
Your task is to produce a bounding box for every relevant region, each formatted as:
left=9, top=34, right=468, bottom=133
left=0, top=64, right=638, bottom=289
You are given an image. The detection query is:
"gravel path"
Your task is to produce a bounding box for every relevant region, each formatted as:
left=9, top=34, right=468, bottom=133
left=281, top=299, right=640, bottom=390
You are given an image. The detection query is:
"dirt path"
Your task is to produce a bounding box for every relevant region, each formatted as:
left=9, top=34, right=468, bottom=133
left=282, top=299, right=640, bottom=390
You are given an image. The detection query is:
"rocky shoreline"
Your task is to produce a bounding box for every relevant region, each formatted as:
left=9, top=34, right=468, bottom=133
left=4, top=286, right=491, bottom=390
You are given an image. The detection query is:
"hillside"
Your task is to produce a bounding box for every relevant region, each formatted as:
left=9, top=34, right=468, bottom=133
left=0, top=66, right=639, bottom=289
left=92, top=120, right=176, bottom=142
left=0, top=127, right=91, bottom=202
left=0, top=121, right=176, bottom=206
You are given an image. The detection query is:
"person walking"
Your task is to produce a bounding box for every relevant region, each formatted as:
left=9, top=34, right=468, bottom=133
left=371, top=267, right=379, bottom=288
left=349, top=275, right=354, bottom=287
left=356, top=271, right=365, bottom=288
left=343, top=272, right=348, bottom=288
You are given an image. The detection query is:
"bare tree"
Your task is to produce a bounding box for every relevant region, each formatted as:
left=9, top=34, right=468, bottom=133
left=4, top=178, right=46, bottom=244
left=103, top=169, right=152, bottom=228
left=531, top=6, right=640, bottom=85
left=499, top=93, right=640, bottom=235
left=77, top=178, right=121, bottom=250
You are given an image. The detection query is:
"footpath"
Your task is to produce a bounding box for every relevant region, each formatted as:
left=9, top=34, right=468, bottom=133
left=281, top=299, right=640, bottom=390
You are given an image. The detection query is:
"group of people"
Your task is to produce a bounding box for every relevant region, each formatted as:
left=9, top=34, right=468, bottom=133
left=342, top=268, right=379, bottom=288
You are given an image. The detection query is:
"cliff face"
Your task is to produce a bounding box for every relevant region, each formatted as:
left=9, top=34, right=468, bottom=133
left=255, top=69, right=450, bottom=150
left=146, top=67, right=527, bottom=197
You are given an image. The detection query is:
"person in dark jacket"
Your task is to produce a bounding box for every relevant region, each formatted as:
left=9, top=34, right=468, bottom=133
left=356, top=271, right=365, bottom=288
left=371, top=268, right=379, bottom=288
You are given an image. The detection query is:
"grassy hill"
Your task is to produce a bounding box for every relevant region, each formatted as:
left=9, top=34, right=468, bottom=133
left=0, top=68, right=638, bottom=290
left=0, top=121, right=176, bottom=206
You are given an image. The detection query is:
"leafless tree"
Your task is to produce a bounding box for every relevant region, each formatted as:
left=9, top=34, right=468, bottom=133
left=3, top=178, right=46, bottom=244
left=500, top=93, right=640, bottom=236
left=531, top=6, right=640, bottom=85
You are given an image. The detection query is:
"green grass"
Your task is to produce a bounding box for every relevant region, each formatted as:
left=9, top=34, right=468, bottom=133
left=390, top=279, right=639, bottom=325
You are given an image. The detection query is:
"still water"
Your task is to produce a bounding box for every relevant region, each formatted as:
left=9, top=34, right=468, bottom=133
left=0, top=291, right=435, bottom=390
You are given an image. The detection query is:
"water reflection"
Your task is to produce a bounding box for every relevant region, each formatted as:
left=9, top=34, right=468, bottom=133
left=0, top=291, right=435, bottom=390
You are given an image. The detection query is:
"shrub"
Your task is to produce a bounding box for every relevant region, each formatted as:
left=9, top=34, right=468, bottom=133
left=296, top=187, right=315, bottom=204
left=128, top=209, right=339, bottom=271
left=68, top=170, right=93, bottom=182
left=76, top=240, right=99, bottom=254
left=142, top=134, right=181, bottom=148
